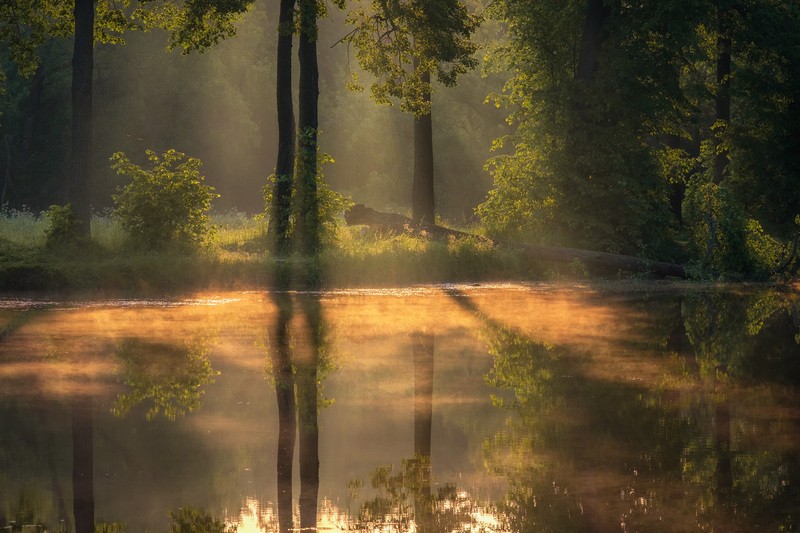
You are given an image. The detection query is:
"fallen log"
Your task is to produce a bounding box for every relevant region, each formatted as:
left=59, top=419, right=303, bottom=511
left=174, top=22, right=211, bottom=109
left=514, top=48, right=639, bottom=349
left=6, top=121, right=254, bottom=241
left=344, top=204, right=687, bottom=278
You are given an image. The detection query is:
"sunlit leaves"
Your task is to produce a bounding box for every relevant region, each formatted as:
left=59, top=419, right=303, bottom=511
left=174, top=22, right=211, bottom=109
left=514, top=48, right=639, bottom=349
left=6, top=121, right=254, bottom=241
left=111, top=149, right=219, bottom=250
left=344, top=0, right=479, bottom=115
left=163, top=0, right=253, bottom=53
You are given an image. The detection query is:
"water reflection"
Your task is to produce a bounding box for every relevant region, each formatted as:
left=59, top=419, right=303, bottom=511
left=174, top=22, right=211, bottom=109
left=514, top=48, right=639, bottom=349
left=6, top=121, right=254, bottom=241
left=112, top=339, right=217, bottom=421
left=0, top=285, right=797, bottom=532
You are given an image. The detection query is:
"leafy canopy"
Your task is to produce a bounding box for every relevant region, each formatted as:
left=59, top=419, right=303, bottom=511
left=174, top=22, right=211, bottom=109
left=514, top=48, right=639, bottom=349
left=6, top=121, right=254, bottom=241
left=344, top=0, right=479, bottom=115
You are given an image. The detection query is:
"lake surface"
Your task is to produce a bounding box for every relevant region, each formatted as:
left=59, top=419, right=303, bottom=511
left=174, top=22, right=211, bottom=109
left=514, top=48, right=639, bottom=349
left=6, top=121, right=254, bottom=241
left=1, top=283, right=799, bottom=532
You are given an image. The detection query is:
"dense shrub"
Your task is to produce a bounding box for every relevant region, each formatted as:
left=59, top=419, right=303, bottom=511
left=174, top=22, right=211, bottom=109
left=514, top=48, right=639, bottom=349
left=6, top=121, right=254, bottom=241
left=111, top=149, right=218, bottom=250
left=43, top=203, right=81, bottom=248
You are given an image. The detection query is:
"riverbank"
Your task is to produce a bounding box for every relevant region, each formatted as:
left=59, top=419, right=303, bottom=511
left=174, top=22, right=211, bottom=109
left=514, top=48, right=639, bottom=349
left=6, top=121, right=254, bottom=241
left=0, top=211, right=546, bottom=291
left=1, top=211, right=793, bottom=292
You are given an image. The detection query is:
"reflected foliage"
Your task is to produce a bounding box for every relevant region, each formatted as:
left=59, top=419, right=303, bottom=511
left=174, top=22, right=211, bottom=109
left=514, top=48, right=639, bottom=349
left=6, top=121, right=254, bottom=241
left=471, top=289, right=800, bottom=531
left=168, top=507, right=235, bottom=533
left=350, top=456, right=480, bottom=532
left=681, top=289, right=800, bottom=382
left=112, top=338, right=217, bottom=421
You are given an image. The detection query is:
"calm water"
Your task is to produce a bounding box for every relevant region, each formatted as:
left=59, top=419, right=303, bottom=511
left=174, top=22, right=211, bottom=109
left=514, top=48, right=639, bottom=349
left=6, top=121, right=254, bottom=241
left=1, top=284, right=799, bottom=532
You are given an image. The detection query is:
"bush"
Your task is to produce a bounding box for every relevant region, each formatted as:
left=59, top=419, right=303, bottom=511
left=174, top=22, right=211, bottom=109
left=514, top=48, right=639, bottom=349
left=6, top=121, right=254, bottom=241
left=111, top=149, right=219, bottom=250
left=43, top=203, right=81, bottom=248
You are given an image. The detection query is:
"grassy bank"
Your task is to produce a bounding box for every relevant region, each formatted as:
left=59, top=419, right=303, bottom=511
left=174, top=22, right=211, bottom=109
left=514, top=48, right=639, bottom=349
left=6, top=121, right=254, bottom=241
left=0, top=210, right=548, bottom=292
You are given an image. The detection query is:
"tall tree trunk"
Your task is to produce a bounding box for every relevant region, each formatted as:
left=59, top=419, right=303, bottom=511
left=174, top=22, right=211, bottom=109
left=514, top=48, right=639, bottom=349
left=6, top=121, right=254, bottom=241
left=268, top=0, right=297, bottom=256
left=575, top=0, right=610, bottom=82
left=270, top=292, right=296, bottom=533
left=296, top=0, right=320, bottom=256
left=412, top=67, right=435, bottom=224
left=72, top=395, right=94, bottom=533
left=714, top=2, right=732, bottom=185
left=71, top=0, right=94, bottom=236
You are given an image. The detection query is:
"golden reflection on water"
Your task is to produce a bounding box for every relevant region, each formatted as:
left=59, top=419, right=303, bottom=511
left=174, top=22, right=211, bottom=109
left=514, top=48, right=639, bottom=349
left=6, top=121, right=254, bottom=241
left=0, top=284, right=798, bottom=532
left=226, top=494, right=506, bottom=533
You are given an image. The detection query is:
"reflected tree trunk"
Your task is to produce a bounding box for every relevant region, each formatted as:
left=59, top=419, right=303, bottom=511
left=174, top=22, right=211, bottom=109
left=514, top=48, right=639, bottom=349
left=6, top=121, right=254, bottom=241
left=297, top=297, right=322, bottom=530
left=715, top=400, right=733, bottom=495
left=271, top=291, right=296, bottom=533
left=412, top=332, right=434, bottom=533
left=72, top=395, right=94, bottom=533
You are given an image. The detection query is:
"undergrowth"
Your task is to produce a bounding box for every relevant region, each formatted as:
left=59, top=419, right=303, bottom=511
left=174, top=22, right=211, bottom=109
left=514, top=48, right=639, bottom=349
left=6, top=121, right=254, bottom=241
left=0, top=210, right=545, bottom=291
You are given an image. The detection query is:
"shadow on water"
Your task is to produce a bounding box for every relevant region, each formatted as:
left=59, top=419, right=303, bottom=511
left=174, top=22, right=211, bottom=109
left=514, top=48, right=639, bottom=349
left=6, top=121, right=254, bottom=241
left=444, top=286, right=800, bottom=532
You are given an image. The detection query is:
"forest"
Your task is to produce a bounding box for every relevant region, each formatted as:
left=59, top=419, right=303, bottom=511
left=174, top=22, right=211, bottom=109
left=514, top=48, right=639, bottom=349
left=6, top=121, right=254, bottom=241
left=1, top=0, right=799, bottom=288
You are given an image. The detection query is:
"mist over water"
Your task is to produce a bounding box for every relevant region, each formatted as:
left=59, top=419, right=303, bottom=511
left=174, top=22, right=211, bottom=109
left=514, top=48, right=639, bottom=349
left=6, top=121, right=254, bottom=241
left=1, top=284, right=799, bottom=532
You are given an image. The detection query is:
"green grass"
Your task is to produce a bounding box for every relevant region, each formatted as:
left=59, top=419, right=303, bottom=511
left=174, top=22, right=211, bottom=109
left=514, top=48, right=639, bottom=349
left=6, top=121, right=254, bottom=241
left=0, top=209, right=560, bottom=292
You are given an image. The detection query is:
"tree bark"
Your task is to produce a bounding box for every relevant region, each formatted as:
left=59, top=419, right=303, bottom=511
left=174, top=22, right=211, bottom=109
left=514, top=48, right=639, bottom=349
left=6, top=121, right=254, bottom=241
left=576, top=0, right=610, bottom=82
left=70, top=0, right=94, bottom=236
left=268, top=0, right=297, bottom=256
left=345, top=204, right=688, bottom=278
left=296, top=0, right=320, bottom=256
left=412, top=68, right=435, bottom=224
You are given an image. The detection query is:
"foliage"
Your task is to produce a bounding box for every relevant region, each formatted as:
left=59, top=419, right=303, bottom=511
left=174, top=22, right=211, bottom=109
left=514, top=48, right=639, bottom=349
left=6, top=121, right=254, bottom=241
left=112, top=338, right=218, bottom=421
left=264, top=151, right=353, bottom=249
left=350, top=456, right=477, bottom=531
left=682, top=175, right=783, bottom=279
left=475, top=0, right=703, bottom=257
left=344, top=0, right=479, bottom=115
left=43, top=203, right=81, bottom=248
left=169, top=507, right=236, bottom=533
left=111, top=149, right=219, bottom=250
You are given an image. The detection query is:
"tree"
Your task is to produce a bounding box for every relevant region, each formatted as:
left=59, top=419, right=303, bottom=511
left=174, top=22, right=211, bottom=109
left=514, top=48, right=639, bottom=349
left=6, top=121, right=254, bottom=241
left=345, top=0, right=478, bottom=223
left=679, top=0, right=800, bottom=277
left=267, top=0, right=297, bottom=255
left=2, top=0, right=253, bottom=237
left=295, top=0, right=322, bottom=256
left=476, top=0, right=711, bottom=257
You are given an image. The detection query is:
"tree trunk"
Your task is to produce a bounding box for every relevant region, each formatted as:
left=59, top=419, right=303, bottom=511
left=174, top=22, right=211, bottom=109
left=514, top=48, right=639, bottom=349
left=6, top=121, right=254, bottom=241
left=268, top=0, right=297, bottom=256
left=576, top=0, right=610, bottom=82
left=296, top=0, right=320, bottom=256
left=714, top=2, right=732, bottom=185
left=412, top=68, right=435, bottom=224
left=345, top=204, right=688, bottom=278
left=70, top=0, right=94, bottom=236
